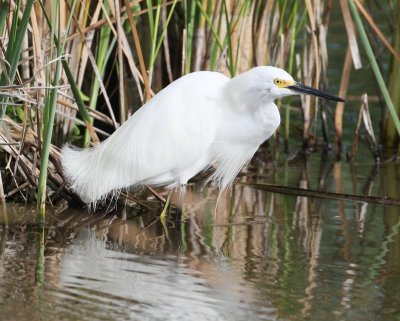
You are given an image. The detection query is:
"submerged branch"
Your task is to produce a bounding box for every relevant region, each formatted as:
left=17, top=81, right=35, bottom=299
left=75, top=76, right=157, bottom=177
left=243, top=182, right=400, bottom=206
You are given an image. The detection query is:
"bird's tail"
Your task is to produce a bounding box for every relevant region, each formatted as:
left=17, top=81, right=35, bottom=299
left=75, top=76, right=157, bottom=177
left=61, top=143, right=122, bottom=206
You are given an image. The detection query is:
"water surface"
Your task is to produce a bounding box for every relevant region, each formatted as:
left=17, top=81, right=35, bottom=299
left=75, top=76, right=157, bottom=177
left=1, top=152, right=399, bottom=321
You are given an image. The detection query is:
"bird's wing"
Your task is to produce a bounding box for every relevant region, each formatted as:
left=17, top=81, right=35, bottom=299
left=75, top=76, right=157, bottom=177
left=97, top=71, right=229, bottom=187
left=62, top=72, right=229, bottom=203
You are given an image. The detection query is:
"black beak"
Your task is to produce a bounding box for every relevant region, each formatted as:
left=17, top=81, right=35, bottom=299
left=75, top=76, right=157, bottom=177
left=288, top=82, right=345, bottom=102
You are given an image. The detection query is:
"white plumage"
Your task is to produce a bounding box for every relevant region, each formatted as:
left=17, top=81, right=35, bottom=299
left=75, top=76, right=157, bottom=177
left=61, top=66, right=344, bottom=205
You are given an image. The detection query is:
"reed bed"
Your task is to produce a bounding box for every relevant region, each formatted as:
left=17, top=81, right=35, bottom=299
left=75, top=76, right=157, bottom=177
left=0, top=0, right=399, bottom=214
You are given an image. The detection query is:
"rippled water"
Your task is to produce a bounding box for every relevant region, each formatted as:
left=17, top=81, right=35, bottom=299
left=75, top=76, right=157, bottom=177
left=1, top=152, right=400, bottom=321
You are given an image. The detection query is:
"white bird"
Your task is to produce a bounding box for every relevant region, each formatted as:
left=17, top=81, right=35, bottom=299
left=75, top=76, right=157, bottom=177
left=61, top=66, right=344, bottom=205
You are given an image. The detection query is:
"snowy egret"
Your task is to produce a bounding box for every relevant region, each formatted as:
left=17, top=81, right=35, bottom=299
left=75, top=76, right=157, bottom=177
left=61, top=66, right=344, bottom=205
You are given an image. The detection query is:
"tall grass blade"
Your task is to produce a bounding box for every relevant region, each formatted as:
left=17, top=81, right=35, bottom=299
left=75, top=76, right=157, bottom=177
left=194, top=0, right=224, bottom=53
left=184, top=0, right=197, bottom=74
left=115, top=0, right=126, bottom=123
left=348, top=0, right=400, bottom=137
left=39, top=0, right=99, bottom=144
left=386, top=0, right=400, bottom=147
left=83, top=6, right=113, bottom=145
left=148, top=0, right=162, bottom=80
left=124, top=0, right=152, bottom=101
left=354, top=0, right=400, bottom=61
left=153, top=0, right=178, bottom=66
left=222, top=0, right=235, bottom=76
left=0, top=1, right=9, bottom=36
left=284, top=0, right=299, bottom=148
left=0, top=0, right=34, bottom=115
left=339, top=0, right=362, bottom=69
left=2, top=0, right=34, bottom=83
left=37, top=1, right=64, bottom=222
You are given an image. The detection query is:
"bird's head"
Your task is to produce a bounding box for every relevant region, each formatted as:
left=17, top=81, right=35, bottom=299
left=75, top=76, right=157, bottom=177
left=227, top=66, right=345, bottom=109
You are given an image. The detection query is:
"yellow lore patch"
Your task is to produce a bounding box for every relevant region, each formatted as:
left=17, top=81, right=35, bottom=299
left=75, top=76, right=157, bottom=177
left=273, top=79, right=295, bottom=88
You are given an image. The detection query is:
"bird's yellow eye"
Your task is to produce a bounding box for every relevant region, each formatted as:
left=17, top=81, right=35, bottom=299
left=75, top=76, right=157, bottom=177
left=274, top=79, right=283, bottom=86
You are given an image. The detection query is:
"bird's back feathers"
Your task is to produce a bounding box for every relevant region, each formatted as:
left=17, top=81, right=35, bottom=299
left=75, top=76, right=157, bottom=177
left=62, top=71, right=230, bottom=205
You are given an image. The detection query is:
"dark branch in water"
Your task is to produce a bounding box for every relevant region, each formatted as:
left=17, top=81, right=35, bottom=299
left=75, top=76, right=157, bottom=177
left=243, top=182, right=400, bottom=207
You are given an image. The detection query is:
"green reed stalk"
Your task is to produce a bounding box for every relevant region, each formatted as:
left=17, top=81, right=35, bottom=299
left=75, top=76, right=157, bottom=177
left=39, top=2, right=92, bottom=127
left=0, top=0, right=33, bottom=202
left=232, top=0, right=251, bottom=74
left=0, top=1, right=8, bottom=36
left=184, top=0, right=197, bottom=73
left=386, top=1, right=400, bottom=147
left=284, top=1, right=299, bottom=147
left=146, top=0, right=155, bottom=38
left=295, top=9, right=308, bottom=38
left=348, top=0, right=400, bottom=136
left=153, top=0, right=178, bottom=65
left=207, top=1, right=219, bottom=70
left=148, top=0, right=178, bottom=76
left=147, top=0, right=162, bottom=78
left=222, top=0, right=235, bottom=76
left=83, top=8, right=113, bottom=146
left=277, top=0, right=288, bottom=35
left=37, top=1, right=63, bottom=222
left=62, top=61, right=91, bottom=123
left=37, top=0, right=79, bottom=221
left=194, top=0, right=224, bottom=70
left=3, top=0, right=33, bottom=83
left=0, top=0, right=34, bottom=114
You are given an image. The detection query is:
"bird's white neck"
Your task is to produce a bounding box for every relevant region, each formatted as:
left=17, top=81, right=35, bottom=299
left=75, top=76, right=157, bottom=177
left=225, top=74, right=274, bottom=112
